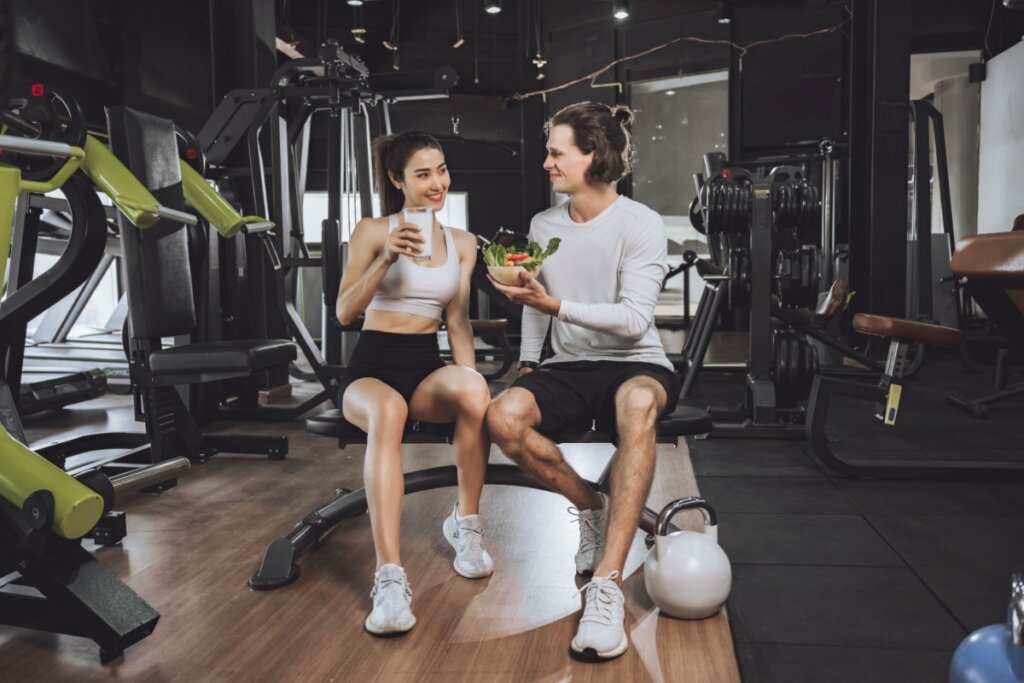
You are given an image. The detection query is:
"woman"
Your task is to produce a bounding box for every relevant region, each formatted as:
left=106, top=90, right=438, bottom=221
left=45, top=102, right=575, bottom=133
left=336, top=131, right=493, bottom=636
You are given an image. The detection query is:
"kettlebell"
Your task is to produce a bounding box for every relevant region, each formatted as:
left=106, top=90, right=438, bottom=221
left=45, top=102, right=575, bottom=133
left=949, top=573, right=1024, bottom=683
left=644, top=497, right=731, bottom=620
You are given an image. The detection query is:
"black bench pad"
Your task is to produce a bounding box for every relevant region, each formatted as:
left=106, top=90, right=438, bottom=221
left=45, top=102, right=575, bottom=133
left=306, top=406, right=712, bottom=442
left=149, top=339, right=297, bottom=375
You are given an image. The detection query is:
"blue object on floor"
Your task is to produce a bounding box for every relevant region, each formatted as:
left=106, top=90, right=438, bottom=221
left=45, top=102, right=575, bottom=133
left=949, top=574, right=1024, bottom=683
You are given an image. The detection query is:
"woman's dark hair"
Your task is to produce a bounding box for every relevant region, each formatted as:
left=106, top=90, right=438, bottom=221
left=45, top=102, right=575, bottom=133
left=546, top=102, right=636, bottom=184
left=372, top=131, right=444, bottom=216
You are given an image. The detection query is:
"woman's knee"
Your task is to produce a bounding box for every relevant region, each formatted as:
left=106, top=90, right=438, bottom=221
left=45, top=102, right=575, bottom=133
left=455, top=372, right=491, bottom=419
left=367, top=394, right=409, bottom=432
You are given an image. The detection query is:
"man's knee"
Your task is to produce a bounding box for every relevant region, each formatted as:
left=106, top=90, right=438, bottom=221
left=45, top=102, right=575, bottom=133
left=486, top=390, right=537, bottom=447
left=615, top=379, right=665, bottom=436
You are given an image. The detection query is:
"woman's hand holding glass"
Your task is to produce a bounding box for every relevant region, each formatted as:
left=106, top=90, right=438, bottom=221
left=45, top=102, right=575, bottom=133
left=383, top=223, right=425, bottom=264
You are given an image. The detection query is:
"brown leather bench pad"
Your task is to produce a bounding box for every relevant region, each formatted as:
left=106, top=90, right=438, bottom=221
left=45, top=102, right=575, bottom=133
left=951, top=232, right=1024, bottom=280
left=853, top=313, right=963, bottom=348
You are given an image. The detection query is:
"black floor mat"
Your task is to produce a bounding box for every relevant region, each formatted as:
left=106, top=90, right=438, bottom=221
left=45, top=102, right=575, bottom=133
left=697, top=476, right=857, bottom=515
left=717, top=513, right=902, bottom=566
left=735, top=642, right=952, bottom=683
left=687, top=351, right=1024, bottom=682
left=915, top=565, right=1020, bottom=632
left=691, top=448, right=824, bottom=478
left=728, top=565, right=965, bottom=650
left=866, top=514, right=1024, bottom=568
left=832, top=479, right=1024, bottom=517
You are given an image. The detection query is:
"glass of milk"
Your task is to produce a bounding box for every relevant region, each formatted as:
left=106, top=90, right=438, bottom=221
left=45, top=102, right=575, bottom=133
left=403, top=207, right=433, bottom=262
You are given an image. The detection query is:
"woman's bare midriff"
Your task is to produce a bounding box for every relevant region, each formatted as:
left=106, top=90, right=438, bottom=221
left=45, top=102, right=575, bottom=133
left=362, top=309, right=440, bottom=335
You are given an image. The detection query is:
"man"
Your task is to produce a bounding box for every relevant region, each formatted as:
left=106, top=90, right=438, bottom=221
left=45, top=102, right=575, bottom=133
left=487, top=101, right=678, bottom=661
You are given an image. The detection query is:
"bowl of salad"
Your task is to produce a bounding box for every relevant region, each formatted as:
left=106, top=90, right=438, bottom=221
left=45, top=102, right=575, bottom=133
left=483, top=238, right=561, bottom=286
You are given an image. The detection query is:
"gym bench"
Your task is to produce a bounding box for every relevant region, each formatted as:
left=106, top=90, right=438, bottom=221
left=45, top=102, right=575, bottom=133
left=807, top=312, right=1024, bottom=481
left=249, top=403, right=712, bottom=589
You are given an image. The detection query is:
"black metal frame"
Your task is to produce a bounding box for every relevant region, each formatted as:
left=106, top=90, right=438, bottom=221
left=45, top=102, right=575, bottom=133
left=102, top=105, right=290, bottom=466
left=807, top=339, right=1024, bottom=481
left=198, top=46, right=386, bottom=420
left=1, top=185, right=111, bottom=421
left=249, top=429, right=690, bottom=590
left=0, top=520, right=159, bottom=663
left=0, top=177, right=108, bottom=441
left=674, top=277, right=738, bottom=399
left=907, top=100, right=956, bottom=325
left=944, top=278, right=1024, bottom=419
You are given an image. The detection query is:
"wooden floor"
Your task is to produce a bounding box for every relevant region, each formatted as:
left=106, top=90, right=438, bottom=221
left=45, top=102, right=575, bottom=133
left=3, top=385, right=740, bottom=682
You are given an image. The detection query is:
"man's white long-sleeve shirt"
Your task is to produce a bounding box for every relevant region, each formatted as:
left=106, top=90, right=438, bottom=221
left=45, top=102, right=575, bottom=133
left=520, top=195, right=673, bottom=371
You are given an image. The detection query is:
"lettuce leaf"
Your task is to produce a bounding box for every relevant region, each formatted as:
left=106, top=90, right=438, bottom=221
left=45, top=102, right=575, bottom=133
left=482, top=243, right=506, bottom=266
left=483, top=238, right=558, bottom=268
left=542, top=238, right=561, bottom=259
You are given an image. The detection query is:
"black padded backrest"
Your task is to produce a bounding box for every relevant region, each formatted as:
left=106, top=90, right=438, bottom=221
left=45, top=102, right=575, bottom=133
left=106, top=106, right=196, bottom=340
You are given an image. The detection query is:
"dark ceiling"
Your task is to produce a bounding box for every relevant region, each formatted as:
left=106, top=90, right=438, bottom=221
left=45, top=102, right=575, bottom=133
left=276, top=0, right=823, bottom=95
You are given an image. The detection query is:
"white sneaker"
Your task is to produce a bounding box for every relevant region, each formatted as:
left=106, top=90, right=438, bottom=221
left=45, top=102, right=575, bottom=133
left=364, top=564, right=416, bottom=635
left=570, top=571, right=628, bottom=660
left=569, top=492, right=609, bottom=575
left=442, top=504, right=494, bottom=579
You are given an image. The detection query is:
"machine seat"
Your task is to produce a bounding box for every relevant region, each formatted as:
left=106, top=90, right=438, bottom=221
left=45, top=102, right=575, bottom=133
left=306, top=405, right=713, bottom=444
left=149, top=339, right=297, bottom=375
left=853, top=314, right=963, bottom=348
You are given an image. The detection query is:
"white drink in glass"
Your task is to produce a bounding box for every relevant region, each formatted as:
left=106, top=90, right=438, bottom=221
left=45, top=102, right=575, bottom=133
left=403, top=207, right=433, bottom=262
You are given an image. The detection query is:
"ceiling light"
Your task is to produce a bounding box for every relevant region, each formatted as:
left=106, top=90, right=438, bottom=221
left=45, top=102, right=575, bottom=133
left=346, top=0, right=363, bottom=6
left=485, top=0, right=502, bottom=14
left=717, top=4, right=731, bottom=24
left=613, top=0, right=629, bottom=20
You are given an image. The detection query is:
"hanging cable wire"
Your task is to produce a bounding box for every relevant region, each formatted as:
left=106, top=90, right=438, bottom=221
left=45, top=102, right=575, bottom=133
left=490, top=7, right=496, bottom=92
left=983, top=0, right=997, bottom=60
left=454, top=0, right=465, bottom=48
left=510, top=17, right=851, bottom=101
left=473, top=0, right=480, bottom=84
left=531, top=0, right=545, bottom=80
left=352, top=5, right=366, bottom=44
left=524, top=0, right=532, bottom=60
left=384, top=0, right=399, bottom=50
left=382, top=0, right=401, bottom=70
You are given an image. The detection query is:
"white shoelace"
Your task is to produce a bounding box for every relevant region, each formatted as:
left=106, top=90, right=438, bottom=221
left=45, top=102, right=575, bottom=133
left=456, top=521, right=484, bottom=553
left=371, top=574, right=411, bottom=602
left=576, top=571, right=622, bottom=626
left=568, top=506, right=603, bottom=553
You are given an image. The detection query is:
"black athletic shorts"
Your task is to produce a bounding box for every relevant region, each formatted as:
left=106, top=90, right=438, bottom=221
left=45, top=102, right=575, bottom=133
left=511, top=360, right=680, bottom=436
left=337, top=330, right=446, bottom=405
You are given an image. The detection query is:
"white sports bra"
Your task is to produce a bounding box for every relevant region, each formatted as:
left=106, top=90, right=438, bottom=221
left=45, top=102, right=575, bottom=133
left=365, top=213, right=461, bottom=320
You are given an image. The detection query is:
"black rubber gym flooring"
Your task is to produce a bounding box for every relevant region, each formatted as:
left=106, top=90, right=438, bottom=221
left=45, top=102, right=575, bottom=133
left=683, top=351, right=1024, bottom=683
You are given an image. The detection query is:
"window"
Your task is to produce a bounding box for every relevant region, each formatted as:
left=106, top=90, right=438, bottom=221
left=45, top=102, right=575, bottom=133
left=630, top=71, right=729, bottom=312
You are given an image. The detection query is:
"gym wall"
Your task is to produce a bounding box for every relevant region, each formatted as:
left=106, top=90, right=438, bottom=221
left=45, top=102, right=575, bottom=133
left=9, top=0, right=278, bottom=134
left=978, top=39, right=1024, bottom=235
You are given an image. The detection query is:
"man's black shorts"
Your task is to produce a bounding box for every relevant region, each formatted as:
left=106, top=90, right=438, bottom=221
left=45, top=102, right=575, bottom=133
left=510, top=360, right=680, bottom=436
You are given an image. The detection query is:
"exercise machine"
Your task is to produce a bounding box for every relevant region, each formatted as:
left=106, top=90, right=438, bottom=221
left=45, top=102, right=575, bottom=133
left=0, top=136, right=162, bottom=662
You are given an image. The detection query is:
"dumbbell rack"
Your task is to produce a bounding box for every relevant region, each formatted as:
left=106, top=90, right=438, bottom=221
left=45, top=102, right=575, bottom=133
left=707, top=172, right=804, bottom=437
left=684, top=164, right=839, bottom=438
